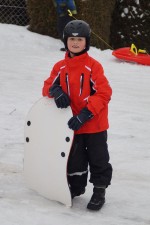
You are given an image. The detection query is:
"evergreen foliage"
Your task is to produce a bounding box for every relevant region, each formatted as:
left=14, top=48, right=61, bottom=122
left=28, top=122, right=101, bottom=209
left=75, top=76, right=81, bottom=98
left=73, top=0, right=116, bottom=49
left=26, top=0, right=115, bottom=50
left=27, top=0, right=58, bottom=37
left=110, top=0, right=150, bottom=52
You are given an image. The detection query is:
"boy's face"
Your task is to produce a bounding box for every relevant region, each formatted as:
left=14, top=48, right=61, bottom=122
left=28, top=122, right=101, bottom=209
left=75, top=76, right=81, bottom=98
left=67, top=37, right=86, bottom=54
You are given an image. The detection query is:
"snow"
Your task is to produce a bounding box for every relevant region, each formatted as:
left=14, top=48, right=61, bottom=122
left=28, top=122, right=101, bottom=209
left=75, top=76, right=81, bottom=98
left=135, top=0, right=140, bottom=5
left=124, top=8, right=129, bottom=14
left=0, top=23, right=150, bottom=225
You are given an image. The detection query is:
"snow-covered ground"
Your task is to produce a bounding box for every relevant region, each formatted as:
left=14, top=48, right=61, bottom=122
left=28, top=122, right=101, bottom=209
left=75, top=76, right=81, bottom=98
left=0, top=24, right=150, bottom=225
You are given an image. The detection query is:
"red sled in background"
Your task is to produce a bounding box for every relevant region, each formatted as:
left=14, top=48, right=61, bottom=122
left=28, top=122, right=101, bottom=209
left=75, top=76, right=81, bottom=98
left=112, top=44, right=150, bottom=66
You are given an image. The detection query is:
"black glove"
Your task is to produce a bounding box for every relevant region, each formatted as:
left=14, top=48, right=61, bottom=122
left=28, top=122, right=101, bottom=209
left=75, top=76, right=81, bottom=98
left=68, top=108, right=93, bottom=130
left=49, top=84, right=70, bottom=108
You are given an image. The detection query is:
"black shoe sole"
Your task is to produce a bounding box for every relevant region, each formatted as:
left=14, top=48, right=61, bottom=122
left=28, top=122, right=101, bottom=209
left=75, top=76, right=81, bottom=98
left=87, top=201, right=105, bottom=211
left=60, top=48, right=66, bottom=51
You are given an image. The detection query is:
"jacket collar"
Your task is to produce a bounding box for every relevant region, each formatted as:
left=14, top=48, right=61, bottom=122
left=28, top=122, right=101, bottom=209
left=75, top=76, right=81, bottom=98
left=65, top=51, right=89, bottom=67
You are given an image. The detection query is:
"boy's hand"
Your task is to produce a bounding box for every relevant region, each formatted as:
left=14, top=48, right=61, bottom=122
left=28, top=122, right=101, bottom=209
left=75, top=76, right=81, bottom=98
left=49, top=84, right=70, bottom=108
left=68, top=108, right=93, bottom=130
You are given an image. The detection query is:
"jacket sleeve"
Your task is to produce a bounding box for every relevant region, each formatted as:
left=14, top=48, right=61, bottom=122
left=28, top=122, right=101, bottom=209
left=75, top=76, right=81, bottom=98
left=67, top=0, right=77, bottom=14
left=87, top=60, right=112, bottom=116
left=42, top=62, right=61, bottom=97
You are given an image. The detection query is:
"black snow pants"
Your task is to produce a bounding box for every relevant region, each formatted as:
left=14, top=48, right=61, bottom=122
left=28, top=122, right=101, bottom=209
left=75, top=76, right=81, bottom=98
left=67, top=131, right=112, bottom=191
left=57, top=15, right=73, bottom=41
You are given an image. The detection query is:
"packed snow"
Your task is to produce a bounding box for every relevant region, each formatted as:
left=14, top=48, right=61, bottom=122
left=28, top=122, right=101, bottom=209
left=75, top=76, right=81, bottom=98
left=0, top=23, right=150, bottom=225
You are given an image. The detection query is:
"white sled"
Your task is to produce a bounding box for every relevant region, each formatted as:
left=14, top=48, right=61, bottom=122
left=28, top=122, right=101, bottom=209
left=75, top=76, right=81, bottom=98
left=24, top=97, right=73, bottom=207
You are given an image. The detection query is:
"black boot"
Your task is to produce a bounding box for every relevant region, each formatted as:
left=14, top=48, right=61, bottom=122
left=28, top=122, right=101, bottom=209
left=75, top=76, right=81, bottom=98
left=87, top=187, right=105, bottom=210
left=60, top=47, right=66, bottom=51
left=70, top=186, right=86, bottom=199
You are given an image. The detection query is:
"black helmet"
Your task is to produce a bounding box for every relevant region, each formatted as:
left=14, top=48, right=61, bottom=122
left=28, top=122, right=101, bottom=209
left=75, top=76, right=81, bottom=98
left=63, top=20, right=91, bottom=51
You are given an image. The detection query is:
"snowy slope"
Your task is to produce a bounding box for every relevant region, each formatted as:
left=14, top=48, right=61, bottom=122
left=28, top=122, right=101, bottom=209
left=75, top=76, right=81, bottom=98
left=0, top=24, right=150, bottom=225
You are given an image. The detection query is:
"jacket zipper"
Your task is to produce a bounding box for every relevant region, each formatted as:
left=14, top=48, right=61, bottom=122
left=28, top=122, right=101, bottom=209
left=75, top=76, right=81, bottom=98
left=65, top=73, right=70, bottom=96
left=79, top=73, right=84, bottom=96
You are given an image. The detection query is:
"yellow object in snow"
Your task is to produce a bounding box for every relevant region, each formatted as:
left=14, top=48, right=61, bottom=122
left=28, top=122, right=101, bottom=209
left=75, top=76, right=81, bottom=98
left=130, top=43, right=147, bottom=55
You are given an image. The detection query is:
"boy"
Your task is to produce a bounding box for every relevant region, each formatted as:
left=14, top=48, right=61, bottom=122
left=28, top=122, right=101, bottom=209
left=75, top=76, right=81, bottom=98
left=42, top=20, right=113, bottom=210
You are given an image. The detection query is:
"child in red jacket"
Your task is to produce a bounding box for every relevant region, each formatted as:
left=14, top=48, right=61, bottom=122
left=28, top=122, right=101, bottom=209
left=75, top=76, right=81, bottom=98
left=42, top=20, right=112, bottom=211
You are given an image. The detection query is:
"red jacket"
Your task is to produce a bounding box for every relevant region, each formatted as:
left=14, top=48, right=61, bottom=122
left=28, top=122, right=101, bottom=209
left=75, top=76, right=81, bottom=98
left=42, top=52, right=112, bottom=134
